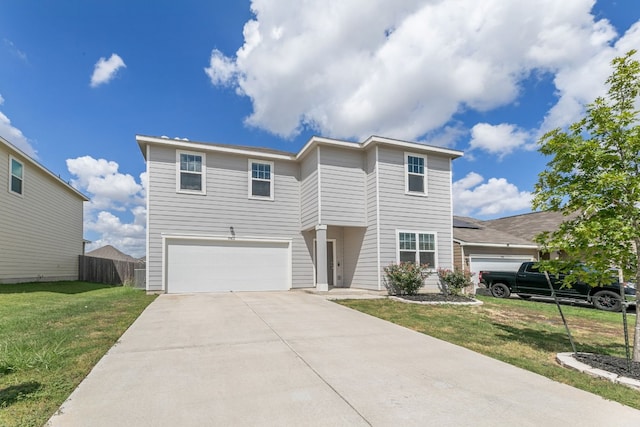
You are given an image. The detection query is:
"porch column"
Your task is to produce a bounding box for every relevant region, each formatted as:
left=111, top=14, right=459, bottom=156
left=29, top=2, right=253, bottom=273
left=315, top=224, right=328, bottom=292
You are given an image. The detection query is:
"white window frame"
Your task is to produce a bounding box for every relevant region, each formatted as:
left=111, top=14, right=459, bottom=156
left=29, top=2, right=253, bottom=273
left=404, top=152, right=427, bottom=196
left=176, top=150, right=206, bottom=195
left=248, top=159, right=274, bottom=200
left=9, top=156, right=24, bottom=196
left=396, top=230, right=437, bottom=270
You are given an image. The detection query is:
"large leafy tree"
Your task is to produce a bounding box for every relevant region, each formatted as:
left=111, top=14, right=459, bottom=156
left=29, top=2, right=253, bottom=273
left=532, top=50, right=640, bottom=361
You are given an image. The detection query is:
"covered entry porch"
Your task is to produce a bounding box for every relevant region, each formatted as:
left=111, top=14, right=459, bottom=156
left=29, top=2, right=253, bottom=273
left=303, top=225, right=370, bottom=291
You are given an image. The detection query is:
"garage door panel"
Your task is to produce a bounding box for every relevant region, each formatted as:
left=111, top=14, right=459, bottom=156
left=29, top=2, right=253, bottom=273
left=167, top=239, right=290, bottom=293
left=469, top=256, right=534, bottom=285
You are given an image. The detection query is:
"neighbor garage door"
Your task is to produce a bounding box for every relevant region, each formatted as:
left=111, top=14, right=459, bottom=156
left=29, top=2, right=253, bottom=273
left=166, top=238, right=291, bottom=293
left=469, top=256, right=534, bottom=285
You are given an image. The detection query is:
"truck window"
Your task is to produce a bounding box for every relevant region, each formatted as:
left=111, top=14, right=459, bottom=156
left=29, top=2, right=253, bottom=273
left=525, top=264, right=540, bottom=273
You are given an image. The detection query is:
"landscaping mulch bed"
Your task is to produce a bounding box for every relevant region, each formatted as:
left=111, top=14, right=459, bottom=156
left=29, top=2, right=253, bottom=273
left=393, top=293, right=477, bottom=303
left=574, top=353, right=640, bottom=381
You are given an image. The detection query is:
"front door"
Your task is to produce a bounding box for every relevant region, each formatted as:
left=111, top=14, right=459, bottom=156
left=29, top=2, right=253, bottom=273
left=327, top=241, right=335, bottom=287
left=314, top=239, right=336, bottom=287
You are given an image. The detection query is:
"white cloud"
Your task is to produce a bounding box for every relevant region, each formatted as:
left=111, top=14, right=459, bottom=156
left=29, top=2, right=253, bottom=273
left=0, top=95, right=37, bottom=158
left=468, top=123, right=532, bottom=158
left=67, top=156, right=146, bottom=257
left=84, top=210, right=146, bottom=258
left=66, top=156, right=143, bottom=210
left=537, top=23, right=640, bottom=136
left=419, top=123, right=467, bottom=148
left=453, top=172, right=532, bottom=217
left=205, top=49, right=239, bottom=86
left=90, top=53, right=126, bottom=88
left=205, top=0, right=636, bottom=144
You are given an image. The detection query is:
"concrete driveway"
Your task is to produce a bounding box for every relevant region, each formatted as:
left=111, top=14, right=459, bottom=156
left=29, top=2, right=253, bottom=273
left=48, top=291, right=640, bottom=426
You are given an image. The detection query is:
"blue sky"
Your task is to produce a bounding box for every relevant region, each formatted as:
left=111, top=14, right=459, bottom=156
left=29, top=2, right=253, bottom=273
left=1, top=0, right=639, bottom=257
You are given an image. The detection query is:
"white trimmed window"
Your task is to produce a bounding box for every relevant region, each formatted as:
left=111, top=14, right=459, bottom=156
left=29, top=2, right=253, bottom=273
left=177, top=151, right=206, bottom=194
left=248, top=159, right=274, bottom=200
left=9, top=156, right=23, bottom=196
left=398, top=231, right=437, bottom=268
left=405, top=153, right=426, bottom=195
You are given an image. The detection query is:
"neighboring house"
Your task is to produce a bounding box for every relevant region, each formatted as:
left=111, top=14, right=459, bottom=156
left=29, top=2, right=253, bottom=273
left=85, top=245, right=143, bottom=263
left=453, top=216, right=538, bottom=285
left=137, top=134, right=463, bottom=293
left=485, top=210, right=573, bottom=245
left=0, top=136, right=88, bottom=284
left=453, top=211, right=573, bottom=285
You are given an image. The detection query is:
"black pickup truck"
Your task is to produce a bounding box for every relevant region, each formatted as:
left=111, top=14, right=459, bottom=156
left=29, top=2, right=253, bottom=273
left=479, top=262, right=636, bottom=311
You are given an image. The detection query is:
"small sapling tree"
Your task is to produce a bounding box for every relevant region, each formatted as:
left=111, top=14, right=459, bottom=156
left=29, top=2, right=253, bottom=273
left=533, top=50, right=640, bottom=361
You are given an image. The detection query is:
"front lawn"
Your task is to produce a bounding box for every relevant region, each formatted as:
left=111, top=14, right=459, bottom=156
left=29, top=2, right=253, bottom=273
left=0, top=282, right=156, bottom=427
left=337, top=296, right=640, bottom=409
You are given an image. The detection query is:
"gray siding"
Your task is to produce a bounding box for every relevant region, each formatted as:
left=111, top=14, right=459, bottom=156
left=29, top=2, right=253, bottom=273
left=349, top=147, right=379, bottom=289
left=144, top=138, right=459, bottom=293
left=147, top=146, right=313, bottom=291
left=0, top=146, right=84, bottom=283
left=319, top=146, right=366, bottom=226
left=377, top=147, right=454, bottom=290
left=300, top=148, right=318, bottom=230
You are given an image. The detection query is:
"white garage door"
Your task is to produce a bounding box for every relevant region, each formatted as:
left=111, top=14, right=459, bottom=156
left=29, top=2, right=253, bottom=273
left=166, top=239, right=291, bottom=293
left=469, top=256, right=534, bottom=285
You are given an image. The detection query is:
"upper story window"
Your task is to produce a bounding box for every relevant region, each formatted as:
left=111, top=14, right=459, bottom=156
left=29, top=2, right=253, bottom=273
left=9, top=156, right=23, bottom=196
left=398, top=231, right=437, bottom=269
left=177, top=151, right=206, bottom=194
left=248, top=159, right=274, bottom=200
left=405, top=153, right=426, bottom=195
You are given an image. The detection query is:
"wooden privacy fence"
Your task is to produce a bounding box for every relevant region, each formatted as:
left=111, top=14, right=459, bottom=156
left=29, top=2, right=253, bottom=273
left=79, top=255, right=145, bottom=286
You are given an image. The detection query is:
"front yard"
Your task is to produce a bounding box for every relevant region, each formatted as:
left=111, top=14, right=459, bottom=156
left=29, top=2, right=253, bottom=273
left=337, top=296, right=640, bottom=410
left=0, top=282, right=156, bottom=427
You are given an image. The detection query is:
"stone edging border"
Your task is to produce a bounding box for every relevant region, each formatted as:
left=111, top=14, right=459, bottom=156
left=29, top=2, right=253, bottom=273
left=389, top=296, right=483, bottom=306
left=556, top=352, right=640, bottom=391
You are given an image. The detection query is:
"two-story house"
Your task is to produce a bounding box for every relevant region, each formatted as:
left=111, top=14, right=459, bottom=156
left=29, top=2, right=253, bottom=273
left=1, top=136, right=88, bottom=284
left=137, top=134, right=463, bottom=293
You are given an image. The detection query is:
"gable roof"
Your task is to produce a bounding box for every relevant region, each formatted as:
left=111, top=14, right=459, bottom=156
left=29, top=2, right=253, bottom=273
left=1, top=136, right=89, bottom=201
left=453, top=216, right=537, bottom=248
left=454, top=210, right=577, bottom=249
left=136, top=134, right=464, bottom=162
left=485, top=210, right=574, bottom=243
left=86, top=245, right=141, bottom=263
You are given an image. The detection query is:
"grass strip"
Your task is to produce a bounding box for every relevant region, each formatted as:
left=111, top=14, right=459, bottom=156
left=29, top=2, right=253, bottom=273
left=0, top=282, right=156, bottom=427
left=337, top=296, right=640, bottom=409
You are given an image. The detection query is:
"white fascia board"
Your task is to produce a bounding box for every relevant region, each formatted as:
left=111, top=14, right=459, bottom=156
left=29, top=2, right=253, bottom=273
left=1, top=135, right=90, bottom=201
left=453, top=239, right=538, bottom=249
left=296, top=135, right=362, bottom=160
left=138, top=134, right=463, bottom=163
left=362, top=135, right=464, bottom=159
left=136, top=135, right=296, bottom=161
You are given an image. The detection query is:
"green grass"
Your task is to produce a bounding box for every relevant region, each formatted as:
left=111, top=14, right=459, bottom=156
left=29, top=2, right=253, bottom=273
left=0, top=282, right=157, bottom=427
left=337, top=295, right=640, bottom=409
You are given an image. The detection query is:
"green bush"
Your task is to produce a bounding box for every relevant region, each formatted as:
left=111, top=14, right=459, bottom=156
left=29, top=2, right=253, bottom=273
left=437, top=268, right=474, bottom=296
left=384, top=262, right=431, bottom=296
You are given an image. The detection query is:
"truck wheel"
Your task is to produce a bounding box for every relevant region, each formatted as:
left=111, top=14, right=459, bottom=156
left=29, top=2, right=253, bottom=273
left=491, top=283, right=511, bottom=299
left=592, top=290, right=622, bottom=312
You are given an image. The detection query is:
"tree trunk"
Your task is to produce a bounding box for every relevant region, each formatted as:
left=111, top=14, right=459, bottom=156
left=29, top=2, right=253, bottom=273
left=634, top=245, right=640, bottom=362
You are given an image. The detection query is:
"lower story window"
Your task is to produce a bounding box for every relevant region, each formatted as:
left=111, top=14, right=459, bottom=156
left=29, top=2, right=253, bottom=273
left=398, top=231, right=436, bottom=268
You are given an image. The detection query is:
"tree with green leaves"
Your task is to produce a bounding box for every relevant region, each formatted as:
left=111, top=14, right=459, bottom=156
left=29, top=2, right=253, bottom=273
left=533, top=50, right=640, bottom=361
